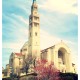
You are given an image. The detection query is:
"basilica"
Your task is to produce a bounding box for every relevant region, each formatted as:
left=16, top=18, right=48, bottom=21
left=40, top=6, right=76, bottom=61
left=2, top=0, right=76, bottom=77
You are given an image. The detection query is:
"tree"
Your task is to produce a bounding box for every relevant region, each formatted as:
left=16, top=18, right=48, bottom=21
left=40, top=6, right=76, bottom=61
left=34, top=59, right=60, bottom=80
left=23, top=55, right=36, bottom=74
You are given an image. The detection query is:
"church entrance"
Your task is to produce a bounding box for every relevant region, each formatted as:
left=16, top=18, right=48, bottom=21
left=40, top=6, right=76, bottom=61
left=53, top=42, right=71, bottom=72
left=58, top=48, right=66, bottom=73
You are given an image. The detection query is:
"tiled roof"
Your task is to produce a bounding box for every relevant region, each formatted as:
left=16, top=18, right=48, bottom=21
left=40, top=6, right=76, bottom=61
left=41, top=45, right=55, bottom=52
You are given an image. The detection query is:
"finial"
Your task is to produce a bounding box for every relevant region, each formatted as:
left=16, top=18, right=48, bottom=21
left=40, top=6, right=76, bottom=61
left=33, top=0, right=36, bottom=3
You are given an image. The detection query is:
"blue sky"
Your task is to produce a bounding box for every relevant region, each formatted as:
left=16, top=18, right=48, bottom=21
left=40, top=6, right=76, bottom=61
left=2, top=0, right=78, bottom=68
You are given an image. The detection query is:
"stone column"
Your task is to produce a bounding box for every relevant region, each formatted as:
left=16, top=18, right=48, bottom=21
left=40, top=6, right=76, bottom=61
left=64, top=52, right=71, bottom=72
left=68, top=53, right=72, bottom=72
left=47, top=49, right=51, bottom=63
left=53, top=50, right=58, bottom=69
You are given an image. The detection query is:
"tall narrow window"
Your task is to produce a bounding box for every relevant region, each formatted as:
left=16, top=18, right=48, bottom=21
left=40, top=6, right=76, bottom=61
left=34, top=7, right=37, bottom=11
left=24, top=49, right=27, bottom=51
left=29, top=23, right=32, bottom=29
left=35, top=32, right=37, bottom=36
left=30, top=32, right=31, bottom=36
left=34, top=23, right=37, bottom=26
left=34, top=16, right=39, bottom=21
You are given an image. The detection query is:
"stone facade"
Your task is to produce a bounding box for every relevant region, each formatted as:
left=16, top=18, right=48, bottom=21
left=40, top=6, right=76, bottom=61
left=9, top=52, right=23, bottom=74
left=20, top=41, right=28, bottom=59
left=72, top=63, right=76, bottom=73
left=28, top=0, right=40, bottom=59
left=41, top=42, right=72, bottom=73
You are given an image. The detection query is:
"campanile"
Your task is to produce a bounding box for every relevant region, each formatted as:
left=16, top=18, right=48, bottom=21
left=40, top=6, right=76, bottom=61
left=28, top=0, right=40, bottom=59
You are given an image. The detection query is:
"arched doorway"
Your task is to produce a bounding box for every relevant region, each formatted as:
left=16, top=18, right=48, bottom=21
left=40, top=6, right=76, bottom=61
left=53, top=42, right=71, bottom=73
left=58, top=48, right=66, bottom=73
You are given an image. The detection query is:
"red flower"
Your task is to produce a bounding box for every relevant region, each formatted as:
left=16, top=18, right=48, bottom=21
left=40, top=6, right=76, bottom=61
left=34, top=59, right=60, bottom=80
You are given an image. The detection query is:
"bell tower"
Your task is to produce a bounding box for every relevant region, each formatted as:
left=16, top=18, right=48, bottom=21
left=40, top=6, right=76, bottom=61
left=28, top=0, right=40, bottom=59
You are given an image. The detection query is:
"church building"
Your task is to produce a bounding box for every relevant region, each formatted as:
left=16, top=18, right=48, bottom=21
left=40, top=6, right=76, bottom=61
left=9, top=0, right=76, bottom=75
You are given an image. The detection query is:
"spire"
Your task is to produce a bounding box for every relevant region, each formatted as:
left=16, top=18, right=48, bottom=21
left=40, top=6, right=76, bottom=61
left=33, top=0, right=36, bottom=3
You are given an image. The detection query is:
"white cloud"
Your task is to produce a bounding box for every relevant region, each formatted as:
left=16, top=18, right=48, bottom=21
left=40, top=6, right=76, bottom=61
left=3, top=14, right=29, bottom=40
left=40, top=12, right=77, bottom=37
left=11, top=13, right=29, bottom=25
left=39, top=0, right=77, bottom=14
left=40, top=29, right=76, bottom=50
left=3, top=42, right=24, bottom=52
left=40, top=29, right=61, bottom=49
left=17, top=4, right=30, bottom=14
